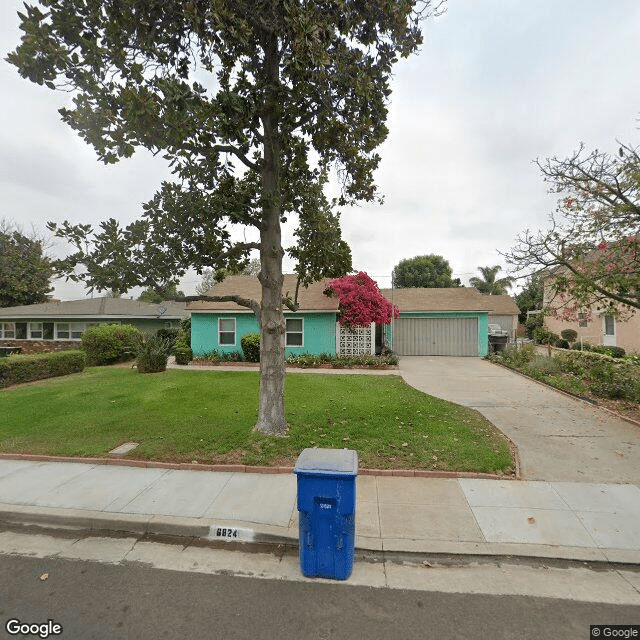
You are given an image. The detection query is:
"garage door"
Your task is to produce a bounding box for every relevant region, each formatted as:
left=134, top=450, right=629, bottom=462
left=393, top=317, right=479, bottom=356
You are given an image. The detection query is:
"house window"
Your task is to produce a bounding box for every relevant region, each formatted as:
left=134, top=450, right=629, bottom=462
left=15, top=323, right=27, bottom=339
left=71, top=322, right=89, bottom=339
left=577, top=312, right=587, bottom=328
left=218, top=318, right=236, bottom=345
left=286, top=318, right=304, bottom=347
left=1, top=322, right=15, bottom=339
left=29, top=322, right=43, bottom=339
left=604, top=315, right=615, bottom=336
left=56, top=323, right=70, bottom=339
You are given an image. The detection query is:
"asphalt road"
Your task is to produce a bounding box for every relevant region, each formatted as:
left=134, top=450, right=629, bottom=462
left=1, top=554, right=638, bottom=640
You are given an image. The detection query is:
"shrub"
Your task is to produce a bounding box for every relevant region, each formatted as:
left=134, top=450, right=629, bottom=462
left=156, top=328, right=179, bottom=352
left=0, top=350, right=86, bottom=388
left=241, top=333, right=261, bottom=362
left=560, top=329, right=578, bottom=342
left=174, top=346, right=192, bottom=365
left=555, top=338, right=570, bottom=349
left=135, top=333, right=172, bottom=373
left=197, top=350, right=243, bottom=363
left=496, top=343, right=536, bottom=368
left=524, top=314, right=544, bottom=339
left=523, top=355, right=562, bottom=378
left=173, top=318, right=192, bottom=364
left=592, top=345, right=626, bottom=359
left=82, top=324, right=142, bottom=365
left=532, top=327, right=559, bottom=345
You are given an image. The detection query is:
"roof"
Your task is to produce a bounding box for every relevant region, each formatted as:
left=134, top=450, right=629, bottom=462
left=380, top=288, right=520, bottom=315
left=188, top=275, right=339, bottom=312
left=0, top=297, right=189, bottom=320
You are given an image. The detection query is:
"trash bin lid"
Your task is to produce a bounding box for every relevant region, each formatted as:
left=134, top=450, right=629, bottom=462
left=293, top=448, right=358, bottom=476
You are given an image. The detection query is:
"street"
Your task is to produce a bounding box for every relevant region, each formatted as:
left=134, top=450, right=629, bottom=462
left=1, top=551, right=638, bottom=640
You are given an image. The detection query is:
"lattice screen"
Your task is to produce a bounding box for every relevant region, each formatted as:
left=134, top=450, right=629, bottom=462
left=337, top=324, right=373, bottom=356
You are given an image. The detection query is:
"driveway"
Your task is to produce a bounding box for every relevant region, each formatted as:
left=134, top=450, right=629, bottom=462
left=399, top=357, right=640, bottom=483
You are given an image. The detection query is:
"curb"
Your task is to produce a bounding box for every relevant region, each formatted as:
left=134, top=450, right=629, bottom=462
left=2, top=503, right=638, bottom=567
left=489, top=360, right=640, bottom=429
left=0, top=453, right=517, bottom=480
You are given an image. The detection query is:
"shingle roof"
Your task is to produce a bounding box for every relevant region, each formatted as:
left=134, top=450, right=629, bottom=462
left=0, top=297, right=189, bottom=319
left=188, top=275, right=339, bottom=311
left=380, top=288, right=519, bottom=315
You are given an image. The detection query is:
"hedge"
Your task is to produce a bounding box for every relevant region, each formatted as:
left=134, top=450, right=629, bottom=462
left=0, top=350, right=86, bottom=388
left=81, top=323, right=142, bottom=365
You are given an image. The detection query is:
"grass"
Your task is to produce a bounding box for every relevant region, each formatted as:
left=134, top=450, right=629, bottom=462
left=0, top=368, right=514, bottom=474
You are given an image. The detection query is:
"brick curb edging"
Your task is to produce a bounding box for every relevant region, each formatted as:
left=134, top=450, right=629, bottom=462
left=0, top=452, right=516, bottom=481
left=489, top=360, right=640, bottom=430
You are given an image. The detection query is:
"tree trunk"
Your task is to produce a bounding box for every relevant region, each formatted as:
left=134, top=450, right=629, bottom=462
left=254, top=34, right=287, bottom=437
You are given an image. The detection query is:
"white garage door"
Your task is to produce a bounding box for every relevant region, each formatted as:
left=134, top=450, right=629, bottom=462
left=393, top=317, right=479, bottom=356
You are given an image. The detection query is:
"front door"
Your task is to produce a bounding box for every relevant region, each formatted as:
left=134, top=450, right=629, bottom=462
left=603, top=315, right=616, bottom=346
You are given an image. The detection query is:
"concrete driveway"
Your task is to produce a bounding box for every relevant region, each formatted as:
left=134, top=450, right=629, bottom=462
left=399, top=357, right=640, bottom=483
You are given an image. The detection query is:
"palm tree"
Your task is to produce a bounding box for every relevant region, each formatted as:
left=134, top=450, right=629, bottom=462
left=469, top=265, right=514, bottom=295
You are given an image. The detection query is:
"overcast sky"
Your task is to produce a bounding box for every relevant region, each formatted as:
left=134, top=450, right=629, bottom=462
left=1, top=1, right=639, bottom=299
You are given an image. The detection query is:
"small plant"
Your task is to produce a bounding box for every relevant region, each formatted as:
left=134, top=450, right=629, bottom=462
left=81, top=324, right=142, bottom=365
left=240, top=333, right=261, bottom=362
left=135, top=333, right=172, bottom=373
left=173, top=318, right=192, bottom=364
left=523, top=355, right=562, bottom=378
left=555, top=338, right=570, bottom=349
left=560, top=329, right=578, bottom=342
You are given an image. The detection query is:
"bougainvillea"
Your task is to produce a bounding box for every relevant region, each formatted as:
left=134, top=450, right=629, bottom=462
left=326, top=272, right=399, bottom=328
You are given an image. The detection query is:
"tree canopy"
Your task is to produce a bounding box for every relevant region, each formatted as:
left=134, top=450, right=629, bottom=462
left=326, top=272, right=399, bottom=328
left=8, top=0, right=441, bottom=435
left=469, top=265, right=513, bottom=295
left=513, top=274, right=544, bottom=325
left=505, top=140, right=640, bottom=318
left=0, top=220, right=53, bottom=308
left=138, top=284, right=185, bottom=304
left=392, top=254, right=461, bottom=288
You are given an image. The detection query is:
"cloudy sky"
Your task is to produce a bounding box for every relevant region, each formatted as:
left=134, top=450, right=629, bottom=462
left=1, top=0, right=639, bottom=299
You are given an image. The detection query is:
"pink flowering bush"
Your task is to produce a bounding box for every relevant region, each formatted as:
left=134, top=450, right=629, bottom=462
left=326, top=272, right=399, bottom=328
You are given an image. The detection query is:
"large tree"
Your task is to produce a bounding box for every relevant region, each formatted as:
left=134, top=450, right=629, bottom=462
left=469, top=265, right=513, bottom=295
left=0, top=219, right=53, bottom=308
left=505, top=141, right=640, bottom=318
left=8, top=0, right=441, bottom=435
left=392, top=254, right=461, bottom=288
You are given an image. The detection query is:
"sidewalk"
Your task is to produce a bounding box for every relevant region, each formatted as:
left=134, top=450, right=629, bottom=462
left=0, top=458, right=638, bottom=565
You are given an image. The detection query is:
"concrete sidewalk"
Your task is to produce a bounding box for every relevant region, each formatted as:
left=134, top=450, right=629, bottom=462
left=0, top=459, right=638, bottom=565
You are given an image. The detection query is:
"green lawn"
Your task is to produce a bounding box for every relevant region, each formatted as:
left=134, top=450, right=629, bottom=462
left=0, top=368, right=514, bottom=473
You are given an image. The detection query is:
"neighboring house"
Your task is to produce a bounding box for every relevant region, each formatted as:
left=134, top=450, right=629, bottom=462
left=0, top=297, right=189, bottom=354
left=542, top=278, right=640, bottom=353
left=381, top=288, right=519, bottom=357
left=189, top=276, right=520, bottom=358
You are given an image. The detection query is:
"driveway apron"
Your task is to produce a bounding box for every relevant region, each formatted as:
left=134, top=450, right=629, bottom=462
left=398, top=357, right=640, bottom=483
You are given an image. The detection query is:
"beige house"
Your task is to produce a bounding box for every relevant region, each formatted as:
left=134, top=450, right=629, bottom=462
left=543, top=278, right=640, bottom=353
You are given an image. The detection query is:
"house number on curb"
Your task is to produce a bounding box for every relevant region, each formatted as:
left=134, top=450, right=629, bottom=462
left=208, top=526, right=254, bottom=542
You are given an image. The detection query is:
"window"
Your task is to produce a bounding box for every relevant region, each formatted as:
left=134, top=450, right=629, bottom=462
left=70, top=322, right=87, bottom=339
left=218, top=318, right=236, bottom=345
left=1, top=323, right=15, bottom=339
left=56, top=323, right=70, bottom=339
left=286, top=318, right=304, bottom=347
left=15, top=323, right=27, bottom=339
left=43, top=323, right=54, bottom=340
left=29, top=322, right=43, bottom=339
left=578, top=312, right=587, bottom=328
left=604, top=315, right=615, bottom=336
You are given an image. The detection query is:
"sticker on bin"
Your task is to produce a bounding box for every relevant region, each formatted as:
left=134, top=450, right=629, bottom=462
left=208, top=526, right=254, bottom=542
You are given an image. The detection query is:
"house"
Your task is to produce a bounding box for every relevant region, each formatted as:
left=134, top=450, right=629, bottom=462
left=381, top=288, right=519, bottom=356
left=189, top=275, right=341, bottom=357
left=0, top=297, right=189, bottom=354
left=189, top=276, right=521, bottom=358
left=542, top=279, right=640, bottom=353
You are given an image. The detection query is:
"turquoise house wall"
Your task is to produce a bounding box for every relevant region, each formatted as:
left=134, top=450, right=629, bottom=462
left=191, top=312, right=338, bottom=357
left=385, top=312, right=489, bottom=357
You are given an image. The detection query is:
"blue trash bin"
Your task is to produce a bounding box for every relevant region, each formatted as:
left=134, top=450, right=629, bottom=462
left=293, top=448, right=358, bottom=580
